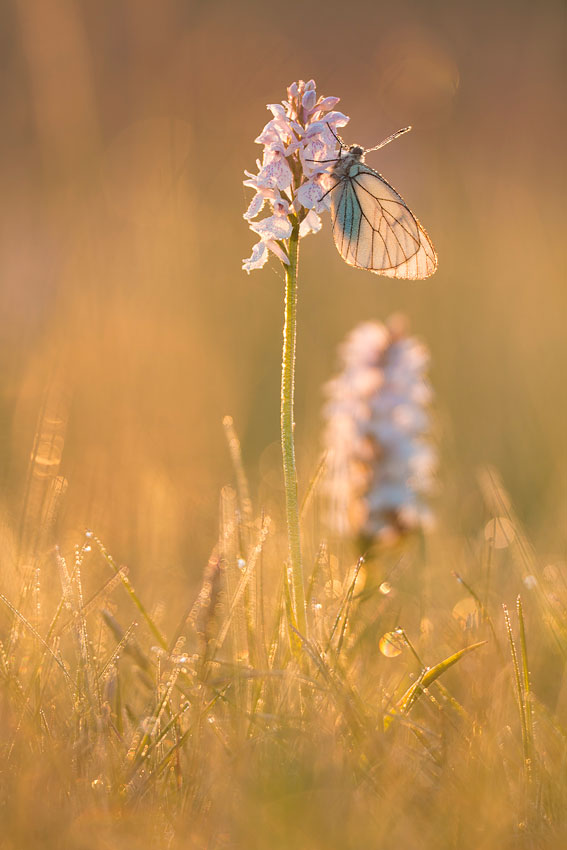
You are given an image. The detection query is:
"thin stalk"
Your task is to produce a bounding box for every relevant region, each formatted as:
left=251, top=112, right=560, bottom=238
left=517, top=596, right=535, bottom=780
left=280, top=221, right=306, bottom=636
left=503, top=603, right=531, bottom=781
left=93, top=534, right=168, bottom=651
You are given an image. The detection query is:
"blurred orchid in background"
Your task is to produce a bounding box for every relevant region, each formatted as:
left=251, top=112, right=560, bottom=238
left=323, top=316, right=437, bottom=545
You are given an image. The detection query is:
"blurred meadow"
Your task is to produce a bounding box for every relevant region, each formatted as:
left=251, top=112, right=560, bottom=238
left=0, top=1, right=565, bottom=848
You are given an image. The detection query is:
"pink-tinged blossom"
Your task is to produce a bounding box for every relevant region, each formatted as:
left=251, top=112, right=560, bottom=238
left=243, top=241, right=269, bottom=273
left=257, top=145, right=293, bottom=191
left=243, top=192, right=267, bottom=221
left=322, top=317, right=437, bottom=544
left=314, top=96, right=340, bottom=114
left=250, top=212, right=292, bottom=242
left=242, top=79, right=349, bottom=274
left=302, top=89, right=317, bottom=112
left=295, top=176, right=331, bottom=213
left=299, top=210, right=323, bottom=237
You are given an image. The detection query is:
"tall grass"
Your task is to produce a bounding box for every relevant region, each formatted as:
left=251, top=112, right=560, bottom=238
left=1, top=426, right=565, bottom=848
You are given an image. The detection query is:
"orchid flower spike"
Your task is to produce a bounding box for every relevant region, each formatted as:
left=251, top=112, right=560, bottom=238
left=242, top=79, right=348, bottom=273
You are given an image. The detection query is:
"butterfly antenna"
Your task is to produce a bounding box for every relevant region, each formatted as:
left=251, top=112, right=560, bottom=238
left=326, top=123, right=345, bottom=152
left=365, top=126, right=412, bottom=154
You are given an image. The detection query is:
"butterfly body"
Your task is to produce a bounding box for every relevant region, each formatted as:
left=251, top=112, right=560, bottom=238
left=328, top=141, right=438, bottom=279
left=330, top=144, right=366, bottom=178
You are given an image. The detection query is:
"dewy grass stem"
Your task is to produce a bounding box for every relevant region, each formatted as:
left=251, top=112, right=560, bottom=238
left=280, top=220, right=306, bottom=636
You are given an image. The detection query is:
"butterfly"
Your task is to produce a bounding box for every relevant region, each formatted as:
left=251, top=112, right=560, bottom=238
left=323, top=126, right=437, bottom=279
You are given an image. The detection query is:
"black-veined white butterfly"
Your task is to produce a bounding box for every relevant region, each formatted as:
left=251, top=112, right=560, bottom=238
left=323, top=126, right=437, bottom=279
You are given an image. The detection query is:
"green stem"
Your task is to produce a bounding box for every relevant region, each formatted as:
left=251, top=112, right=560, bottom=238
left=281, top=222, right=306, bottom=636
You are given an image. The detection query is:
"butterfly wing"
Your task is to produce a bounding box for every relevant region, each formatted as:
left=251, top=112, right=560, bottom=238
left=330, top=164, right=437, bottom=279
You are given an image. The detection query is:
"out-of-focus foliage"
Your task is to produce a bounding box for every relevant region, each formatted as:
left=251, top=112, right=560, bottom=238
left=0, top=1, right=565, bottom=847
left=1, top=469, right=566, bottom=849
left=1, top=0, right=564, bottom=581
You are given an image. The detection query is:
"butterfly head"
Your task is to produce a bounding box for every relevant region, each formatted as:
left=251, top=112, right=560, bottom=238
left=331, top=144, right=366, bottom=178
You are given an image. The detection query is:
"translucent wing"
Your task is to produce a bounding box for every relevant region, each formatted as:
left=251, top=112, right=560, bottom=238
left=330, top=164, right=437, bottom=279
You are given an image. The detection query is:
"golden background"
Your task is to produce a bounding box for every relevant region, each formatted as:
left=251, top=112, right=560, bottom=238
left=1, top=0, right=564, bottom=599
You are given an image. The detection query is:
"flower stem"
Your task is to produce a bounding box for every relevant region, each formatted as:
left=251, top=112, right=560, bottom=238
left=281, top=221, right=306, bottom=636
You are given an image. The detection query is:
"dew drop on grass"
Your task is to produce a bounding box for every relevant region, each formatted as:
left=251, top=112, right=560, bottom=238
left=379, top=581, right=392, bottom=595
left=452, top=597, right=479, bottom=630
left=379, top=630, right=405, bottom=658
left=484, top=517, right=515, bottom=548
left=346, top=564, right=366, bottom=593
